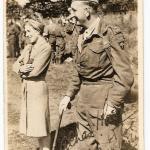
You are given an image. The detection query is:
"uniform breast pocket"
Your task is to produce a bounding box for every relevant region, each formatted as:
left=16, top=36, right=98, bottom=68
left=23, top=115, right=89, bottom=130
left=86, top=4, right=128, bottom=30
left=85, top=48, right=106, bottom=68
left=86, top=37, right=111, bottom=69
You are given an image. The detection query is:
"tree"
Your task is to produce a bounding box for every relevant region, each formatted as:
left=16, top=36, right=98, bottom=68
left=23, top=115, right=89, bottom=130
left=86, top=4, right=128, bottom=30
left=7, top=0, right=22, bottom=19
left=101, top=0, right=137, bottom=13
left=6, top=0, right=137, bottom=20
left=23, top=0, right=71, bottom=18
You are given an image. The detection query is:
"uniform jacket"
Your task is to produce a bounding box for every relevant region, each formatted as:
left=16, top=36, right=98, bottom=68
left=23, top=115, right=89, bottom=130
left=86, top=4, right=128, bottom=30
left=43, top=23, right=65, bottom=52
left=7, top=23, right=20, bottom=57
left=66, top=16, right=134, bottom=107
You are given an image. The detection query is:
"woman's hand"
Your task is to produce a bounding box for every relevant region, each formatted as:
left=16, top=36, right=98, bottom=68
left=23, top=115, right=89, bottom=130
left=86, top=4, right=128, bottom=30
left=19, top=64, right=34, bottom=73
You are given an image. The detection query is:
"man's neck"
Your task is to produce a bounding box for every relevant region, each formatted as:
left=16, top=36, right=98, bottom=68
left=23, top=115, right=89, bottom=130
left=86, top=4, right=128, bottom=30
left=83, top=14, right=99, bottom=29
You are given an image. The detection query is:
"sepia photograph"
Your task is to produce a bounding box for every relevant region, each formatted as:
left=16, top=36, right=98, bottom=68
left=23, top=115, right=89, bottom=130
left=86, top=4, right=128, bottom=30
left=5, top=0, right=142, bottom=150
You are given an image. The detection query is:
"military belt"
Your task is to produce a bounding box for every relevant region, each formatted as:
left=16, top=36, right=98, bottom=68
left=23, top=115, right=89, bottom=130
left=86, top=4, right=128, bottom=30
left=82, top=79, right=113, bottom=85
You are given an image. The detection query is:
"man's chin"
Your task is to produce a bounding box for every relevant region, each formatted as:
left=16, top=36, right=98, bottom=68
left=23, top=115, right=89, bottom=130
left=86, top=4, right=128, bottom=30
left=29, top=40, right=35, bottom=44
left=76, top=24, right=83, bottom=27
left=76, top=21, right=81, bottom=26
left=76, top=21, right=86, bottom=28
left=76, top=24, right=86, bottom=30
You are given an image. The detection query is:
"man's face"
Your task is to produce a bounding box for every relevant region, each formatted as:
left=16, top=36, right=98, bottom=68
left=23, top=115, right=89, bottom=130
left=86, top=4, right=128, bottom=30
left=25, top=24, right=39, bottom=43
left=69, top=1, right=88, bottom=26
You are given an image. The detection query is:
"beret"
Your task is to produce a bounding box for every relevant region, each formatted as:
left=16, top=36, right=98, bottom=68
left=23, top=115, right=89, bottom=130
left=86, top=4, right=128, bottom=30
left=26, top=19, right=44, bottom=34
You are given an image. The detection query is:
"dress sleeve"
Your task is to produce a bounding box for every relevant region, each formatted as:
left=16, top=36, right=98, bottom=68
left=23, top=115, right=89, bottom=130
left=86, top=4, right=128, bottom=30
left=26, top=45, right=51, bottom=78
left=12, top=45, right=31, bottom=74
left=66, top=64, right=81, bottom=99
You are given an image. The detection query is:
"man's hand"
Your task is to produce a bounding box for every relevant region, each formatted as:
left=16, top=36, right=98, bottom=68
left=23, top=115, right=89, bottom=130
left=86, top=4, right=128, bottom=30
left=103, top=103, right=117, bottom=119
left=19, top=64, right=34, bottom=73
left=59, top=96, right=71, bottom=115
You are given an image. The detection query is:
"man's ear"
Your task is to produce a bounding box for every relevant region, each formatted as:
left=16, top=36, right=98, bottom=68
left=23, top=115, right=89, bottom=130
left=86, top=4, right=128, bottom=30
left=84, top=8, right=90, bottom=18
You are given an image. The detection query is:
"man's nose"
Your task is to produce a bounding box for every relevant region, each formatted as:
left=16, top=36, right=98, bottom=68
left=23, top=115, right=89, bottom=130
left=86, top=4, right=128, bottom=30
left=25, top=32, right=29, bottom=37
left=68, top=7, right=72, bottom=12
left=67, top=8, right=75, bottom=19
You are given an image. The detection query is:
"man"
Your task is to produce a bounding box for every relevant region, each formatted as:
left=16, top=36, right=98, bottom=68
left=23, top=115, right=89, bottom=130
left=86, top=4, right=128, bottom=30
left=59, top=0, right=134, bottom=149
left=7, top=19, right=20, bottom=58
left=55, top=19, right=66, bottom=64
left=64, top=17, right=81, bottom=59
left=43, top=19, right=65, bottom=64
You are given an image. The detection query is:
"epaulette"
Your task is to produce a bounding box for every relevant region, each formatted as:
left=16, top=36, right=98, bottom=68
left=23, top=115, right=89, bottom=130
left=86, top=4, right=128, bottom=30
left=104, top=25, right=126, bottom=49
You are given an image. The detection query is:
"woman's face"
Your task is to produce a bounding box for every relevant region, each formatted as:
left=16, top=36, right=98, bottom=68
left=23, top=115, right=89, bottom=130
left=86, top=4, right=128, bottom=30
left=25, top=24, right=39, bottom=43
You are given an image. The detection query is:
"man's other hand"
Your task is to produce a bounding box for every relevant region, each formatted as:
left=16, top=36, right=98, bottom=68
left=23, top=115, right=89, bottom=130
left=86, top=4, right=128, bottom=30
left=103, top=103, right=117, bottom=119
left=59, top=96, right=71, bottom=115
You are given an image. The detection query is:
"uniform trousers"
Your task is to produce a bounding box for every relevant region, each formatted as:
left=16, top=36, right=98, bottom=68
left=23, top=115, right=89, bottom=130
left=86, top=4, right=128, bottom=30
left=75, top=83, right=122, bottom=150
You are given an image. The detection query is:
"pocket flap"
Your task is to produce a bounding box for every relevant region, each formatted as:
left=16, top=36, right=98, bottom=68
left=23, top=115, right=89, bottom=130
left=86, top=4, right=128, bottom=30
left=88, top=39, right=110, bottom=54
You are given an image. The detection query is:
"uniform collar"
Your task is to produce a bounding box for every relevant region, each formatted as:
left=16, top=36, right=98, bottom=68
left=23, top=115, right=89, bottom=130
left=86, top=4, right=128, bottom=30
left=83, top=16, right=103, bottom=41
left=77, top=16, right=107, bottom=53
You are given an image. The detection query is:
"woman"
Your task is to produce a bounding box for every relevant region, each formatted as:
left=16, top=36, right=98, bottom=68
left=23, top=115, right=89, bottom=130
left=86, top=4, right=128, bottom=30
left=13, top=19, right=51, bottom=150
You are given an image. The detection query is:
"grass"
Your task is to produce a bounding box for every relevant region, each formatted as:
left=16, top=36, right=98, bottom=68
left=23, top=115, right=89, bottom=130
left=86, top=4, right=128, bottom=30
left=7, top=59, right=138, bottom=150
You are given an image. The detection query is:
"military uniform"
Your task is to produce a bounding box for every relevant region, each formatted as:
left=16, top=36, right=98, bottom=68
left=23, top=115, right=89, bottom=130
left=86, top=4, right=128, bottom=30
left=66, top=16, right=133, bottom=150
left=7, top=23, right=20, bottom=57
left=64, top=22, right=80, bottom=58
left=43, top=23, right=65, bottom=64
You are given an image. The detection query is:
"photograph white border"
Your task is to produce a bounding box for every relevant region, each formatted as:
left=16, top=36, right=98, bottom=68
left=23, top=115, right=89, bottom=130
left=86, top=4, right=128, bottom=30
left=1, top=0, right=150, bottom=149
left=0, top=0, right=4, bottom=150
left=144, top=0, right=150, bottom=150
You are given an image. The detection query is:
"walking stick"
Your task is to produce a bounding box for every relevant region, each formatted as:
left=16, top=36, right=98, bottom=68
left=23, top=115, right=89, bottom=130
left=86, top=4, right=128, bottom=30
left=52, top=110, right=64, bottom=150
